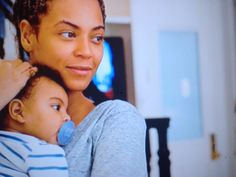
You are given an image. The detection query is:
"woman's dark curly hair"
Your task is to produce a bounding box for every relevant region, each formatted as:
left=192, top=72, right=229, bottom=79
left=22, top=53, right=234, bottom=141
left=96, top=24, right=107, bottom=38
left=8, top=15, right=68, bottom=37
left=13, top=0, right=106, bottom=59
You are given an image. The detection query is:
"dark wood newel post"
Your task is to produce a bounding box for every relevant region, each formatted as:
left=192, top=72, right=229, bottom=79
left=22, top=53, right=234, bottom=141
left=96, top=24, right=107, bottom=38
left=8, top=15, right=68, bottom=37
left=145, top=118, right=171, bottom=177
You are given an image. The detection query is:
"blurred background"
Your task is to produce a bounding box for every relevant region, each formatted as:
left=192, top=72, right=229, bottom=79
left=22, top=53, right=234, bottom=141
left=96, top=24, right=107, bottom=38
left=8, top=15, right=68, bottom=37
left=1, top=0, right=236, bottom=177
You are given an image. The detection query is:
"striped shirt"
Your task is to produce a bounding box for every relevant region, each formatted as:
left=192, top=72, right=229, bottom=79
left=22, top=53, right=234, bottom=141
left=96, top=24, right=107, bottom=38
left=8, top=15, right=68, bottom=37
left=0, top=131, right=69, bottom=177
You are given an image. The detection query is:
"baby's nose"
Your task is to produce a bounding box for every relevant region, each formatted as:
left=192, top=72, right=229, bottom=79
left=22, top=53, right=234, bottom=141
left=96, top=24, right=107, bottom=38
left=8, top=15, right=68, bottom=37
left=63, top=114, right=71, bottom=121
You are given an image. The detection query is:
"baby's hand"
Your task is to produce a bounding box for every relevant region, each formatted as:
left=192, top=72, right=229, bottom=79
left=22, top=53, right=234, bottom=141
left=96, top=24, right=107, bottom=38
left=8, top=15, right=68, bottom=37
left=0, top=59, right=37, bottom=110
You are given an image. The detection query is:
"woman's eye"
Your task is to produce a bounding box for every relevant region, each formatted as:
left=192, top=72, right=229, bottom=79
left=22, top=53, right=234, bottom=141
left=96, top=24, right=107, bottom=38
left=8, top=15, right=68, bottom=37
left=61, top=31, right=76, bottom=39
left=92, top=35, right=104, bottom=44
left=52, top=104, right=61, bottom=111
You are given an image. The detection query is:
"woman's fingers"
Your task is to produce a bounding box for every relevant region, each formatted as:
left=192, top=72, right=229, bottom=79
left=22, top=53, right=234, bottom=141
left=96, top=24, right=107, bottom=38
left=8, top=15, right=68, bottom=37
left=6, top=59, right=38, bottom=78
left=15, top=61, right=32, bottom=73
left=4, top=59, right=35, bottom=75
left=0, top=58, right=39, bottom=110
left=0, top=59, right=30, bottom=109
left=13, top=61, right=38, bottom=87
left=11, top=58, right=23, bottom=66
left=22, top=66, right=38, bottom=78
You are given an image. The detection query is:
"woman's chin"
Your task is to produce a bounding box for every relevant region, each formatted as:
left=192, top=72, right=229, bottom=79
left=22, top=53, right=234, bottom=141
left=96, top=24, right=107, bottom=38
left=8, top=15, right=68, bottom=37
left=65, top=80, right=90, bottom=92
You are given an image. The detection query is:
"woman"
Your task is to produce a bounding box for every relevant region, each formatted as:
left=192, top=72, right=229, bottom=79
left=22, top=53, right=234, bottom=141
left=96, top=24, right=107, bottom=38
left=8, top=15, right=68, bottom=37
left=0, top=0, right=147, bottom=176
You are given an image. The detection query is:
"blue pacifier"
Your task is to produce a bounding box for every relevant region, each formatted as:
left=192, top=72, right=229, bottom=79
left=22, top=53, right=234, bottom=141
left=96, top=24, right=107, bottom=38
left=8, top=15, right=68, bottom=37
left=57, top=120, right=75, bottom=146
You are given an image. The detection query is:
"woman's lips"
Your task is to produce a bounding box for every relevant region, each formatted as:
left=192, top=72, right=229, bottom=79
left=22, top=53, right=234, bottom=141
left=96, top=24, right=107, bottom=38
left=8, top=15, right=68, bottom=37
left=66, top=65, right=92, bottom=76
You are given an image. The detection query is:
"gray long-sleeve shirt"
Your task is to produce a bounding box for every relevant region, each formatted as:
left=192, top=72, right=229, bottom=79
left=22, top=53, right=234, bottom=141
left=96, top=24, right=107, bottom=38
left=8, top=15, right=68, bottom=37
left=64, top=100, right=147, bottom=177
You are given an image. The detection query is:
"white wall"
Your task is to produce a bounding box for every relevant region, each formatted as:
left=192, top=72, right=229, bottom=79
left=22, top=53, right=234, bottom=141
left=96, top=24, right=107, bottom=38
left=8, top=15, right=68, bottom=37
left=3, top=19, right=17, bottom=59
left=130, top=0, right=236, bottom=177
left=104, top=0, right=130, bottom=17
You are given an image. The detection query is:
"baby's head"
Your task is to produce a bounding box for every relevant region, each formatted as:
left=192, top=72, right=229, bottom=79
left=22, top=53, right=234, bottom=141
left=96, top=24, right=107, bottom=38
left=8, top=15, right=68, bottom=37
left=0, top=65, right=70, bottom=144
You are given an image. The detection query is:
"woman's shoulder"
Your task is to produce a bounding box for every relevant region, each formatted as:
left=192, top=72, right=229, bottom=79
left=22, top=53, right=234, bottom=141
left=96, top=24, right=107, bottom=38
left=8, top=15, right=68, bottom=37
left=91, top=99, right=146, bottom=130
left=71, top=99, right=146, bottom=143
left=95, top=99, right=140, bottom=115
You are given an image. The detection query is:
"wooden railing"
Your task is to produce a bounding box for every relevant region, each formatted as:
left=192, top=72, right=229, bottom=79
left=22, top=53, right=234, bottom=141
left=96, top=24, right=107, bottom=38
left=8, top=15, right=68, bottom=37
left=145, top=118, right=171, bottom=177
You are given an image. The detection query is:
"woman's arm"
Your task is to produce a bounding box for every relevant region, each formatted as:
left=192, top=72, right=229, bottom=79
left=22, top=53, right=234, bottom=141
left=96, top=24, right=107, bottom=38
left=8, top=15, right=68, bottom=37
left=0, top=59, right=37, bottom=110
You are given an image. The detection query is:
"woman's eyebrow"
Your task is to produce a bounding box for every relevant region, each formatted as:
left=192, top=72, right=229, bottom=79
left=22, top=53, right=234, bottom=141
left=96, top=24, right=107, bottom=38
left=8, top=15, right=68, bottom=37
left=54, top=20, right=79, bottom=29
left=54, top=20, right=105, bottom=31
left=93, top=25, right=105, bottom=31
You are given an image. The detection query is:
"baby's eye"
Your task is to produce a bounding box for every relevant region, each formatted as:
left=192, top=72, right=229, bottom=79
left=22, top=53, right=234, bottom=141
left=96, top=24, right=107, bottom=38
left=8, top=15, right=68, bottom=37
left=92, top=35, right=104, bottom=44
left=61, top=31, right=76, bottom=39
left=52, top=104, right=61, bottom=111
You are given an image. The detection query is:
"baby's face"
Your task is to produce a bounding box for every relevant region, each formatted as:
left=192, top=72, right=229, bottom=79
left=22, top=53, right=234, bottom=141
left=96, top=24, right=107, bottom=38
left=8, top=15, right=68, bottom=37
left=22, top=77, right=69, bottom=144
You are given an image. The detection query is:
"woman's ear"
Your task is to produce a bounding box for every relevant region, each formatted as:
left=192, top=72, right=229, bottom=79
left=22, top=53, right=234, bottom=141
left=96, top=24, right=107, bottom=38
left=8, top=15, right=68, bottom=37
left=8, top=99, right=26, bottom=124
left=19, top=19, right=37, bottom=52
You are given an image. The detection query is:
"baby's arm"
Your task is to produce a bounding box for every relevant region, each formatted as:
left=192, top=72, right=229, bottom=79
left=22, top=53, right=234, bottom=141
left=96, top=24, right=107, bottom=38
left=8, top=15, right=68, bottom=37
left=26, top=143, right=69, bottom=177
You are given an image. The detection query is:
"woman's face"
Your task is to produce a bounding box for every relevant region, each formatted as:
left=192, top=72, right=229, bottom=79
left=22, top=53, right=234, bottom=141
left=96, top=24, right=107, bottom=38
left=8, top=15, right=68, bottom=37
left=28, top=0, right=105, bottom=91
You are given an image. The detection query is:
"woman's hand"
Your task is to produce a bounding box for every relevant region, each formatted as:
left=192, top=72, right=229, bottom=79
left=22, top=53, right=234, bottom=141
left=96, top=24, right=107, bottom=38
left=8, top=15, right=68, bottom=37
left=0, top=59, right=37, bottom=110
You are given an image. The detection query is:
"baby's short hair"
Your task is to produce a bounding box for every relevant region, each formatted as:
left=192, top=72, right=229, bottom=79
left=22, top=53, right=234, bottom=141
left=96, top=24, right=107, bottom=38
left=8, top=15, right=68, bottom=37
left=0, top=65, right=66, bottom=130
left=16, top=65, right=66, bottom=100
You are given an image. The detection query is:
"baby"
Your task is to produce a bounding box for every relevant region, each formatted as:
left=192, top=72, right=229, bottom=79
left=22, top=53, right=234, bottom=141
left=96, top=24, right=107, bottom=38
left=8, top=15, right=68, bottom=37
left=0, top=65, right=74, bottom=177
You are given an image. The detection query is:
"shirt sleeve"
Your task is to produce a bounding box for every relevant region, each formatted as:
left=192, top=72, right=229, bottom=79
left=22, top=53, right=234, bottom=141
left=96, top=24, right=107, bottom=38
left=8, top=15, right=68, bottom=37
left=91, top=101, right=148, bottom=177
left=26, top=143, right=69, bottom=177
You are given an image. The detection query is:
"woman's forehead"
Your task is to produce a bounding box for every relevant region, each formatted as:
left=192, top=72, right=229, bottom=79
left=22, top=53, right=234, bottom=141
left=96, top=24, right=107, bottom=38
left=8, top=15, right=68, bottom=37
left=40, top=0, right=104, bottom=29
left=46, top=0, right=103, bottom=19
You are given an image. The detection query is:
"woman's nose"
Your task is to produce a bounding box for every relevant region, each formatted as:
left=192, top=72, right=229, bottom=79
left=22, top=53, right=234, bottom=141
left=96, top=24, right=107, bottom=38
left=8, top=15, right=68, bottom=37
left=73, top=37, right=92, bottom=58
left=63, top=114, right=71, bottom=121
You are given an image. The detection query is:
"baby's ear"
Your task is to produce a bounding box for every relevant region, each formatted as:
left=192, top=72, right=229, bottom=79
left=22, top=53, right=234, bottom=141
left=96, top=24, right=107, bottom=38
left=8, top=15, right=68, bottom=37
left=8, top=99, right=26, bottom=123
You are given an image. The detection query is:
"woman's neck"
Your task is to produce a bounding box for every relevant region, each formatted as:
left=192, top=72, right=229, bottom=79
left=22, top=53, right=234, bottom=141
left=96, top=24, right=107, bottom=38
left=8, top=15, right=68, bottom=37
left=67, top=91, right=95, bottom=125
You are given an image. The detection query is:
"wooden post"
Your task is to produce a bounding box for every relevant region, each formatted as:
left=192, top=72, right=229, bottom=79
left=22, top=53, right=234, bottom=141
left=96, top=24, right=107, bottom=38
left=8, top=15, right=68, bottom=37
left=145, top=118, right=171, bottom=177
